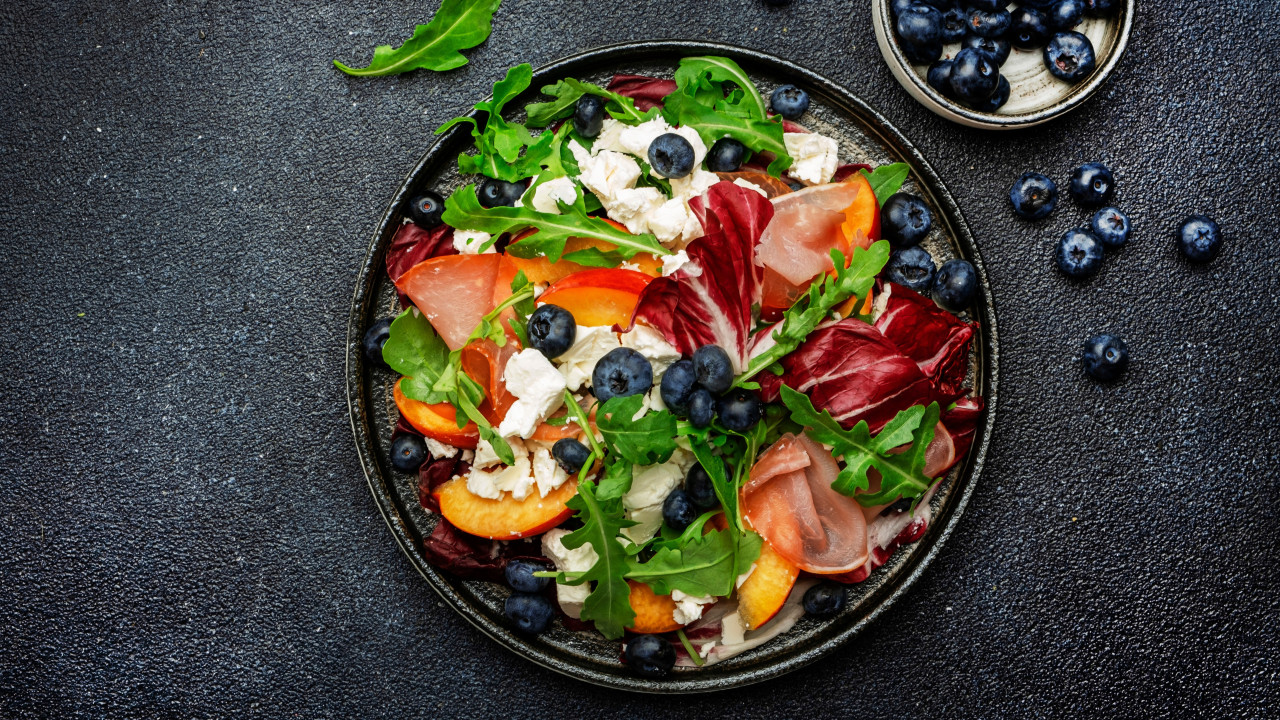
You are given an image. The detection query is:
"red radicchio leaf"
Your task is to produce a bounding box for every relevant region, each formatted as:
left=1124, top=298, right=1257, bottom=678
left=781, top=119, right=808, bottom=134
left=386, top=221, right=456, bottom=307
left=420, top=519, right=544, bottom=583
left=832, top=163, right=874, bottom=183
left=758, top=317, right=938, bottom=434
left=417, top=453, right=469, bottom=514
left=631, top=181, right=773, bottom=371
left=941, top=395, right=984, bottom=464
left=607, top=74, right=678, bottom=112
left=873, top=282, right=977, bottom=402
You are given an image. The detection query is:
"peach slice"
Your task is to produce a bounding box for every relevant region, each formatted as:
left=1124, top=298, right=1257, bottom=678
left=737, top=538, right=800, bottom=630
left=537, top=268, right=655, bottom=327
left=626, top=581, right=682, bottom=634
left=434, top=476, right=577, bottom=540
left=394, top=380, right=479, bottom=449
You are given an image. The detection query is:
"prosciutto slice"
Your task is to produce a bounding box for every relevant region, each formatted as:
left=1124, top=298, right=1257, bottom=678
left=632, top=181, right=772, bottom=371
left=386, top=221, right=456, bottom=307
left=873, top=282, right=976, bottom=402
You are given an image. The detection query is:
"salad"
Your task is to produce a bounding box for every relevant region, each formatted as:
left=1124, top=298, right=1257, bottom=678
left=368, top=56, right=985, bottom=678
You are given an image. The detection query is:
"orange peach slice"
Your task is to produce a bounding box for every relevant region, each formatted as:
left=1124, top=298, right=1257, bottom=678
left=538, top=268, right=655, bottom=327
left=626, top=581, right=682, bottom=634
left=394, top=380, right=479, bottom=449
left=737, top=538, right=800, bottom=630
left=434, top=476, right=577, bottom=540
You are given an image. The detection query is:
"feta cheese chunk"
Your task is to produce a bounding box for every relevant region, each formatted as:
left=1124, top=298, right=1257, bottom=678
left=527, top=176, right=579, bottom=214
left=621, top=324, right=682, bottom=382
left=497, top=349, right=567, bottom=439
left=543, top=528, right=599, bottom=619
left=593, top=118, right=628, bottom=155
left=621, top=448, right=695, bottom=543
left=554, top=325, right=621, bottom=391
left=618, top=118, right=708, bottom=167
left=466, top=439, right=533, bottom=499
left=783, top=132, right=839, bottom=186
left=720, top=609, right=747, bottom=645
left=452, top=229, right=495, bottom=254
left=423, top=437, right=458, bottom=459
left=732, top=178, right=768, bottom=197
left=530, top=442, right=570, bottom=497
left=671, top=590, right=715, bottom=625
left=660, top=249, right=697, bottom=277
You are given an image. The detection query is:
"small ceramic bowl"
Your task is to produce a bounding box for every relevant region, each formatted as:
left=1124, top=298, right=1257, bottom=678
left=872, top=1, right=1134, bottom=129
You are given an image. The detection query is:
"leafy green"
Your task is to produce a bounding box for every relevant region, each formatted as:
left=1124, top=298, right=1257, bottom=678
left=524, top=78, right=653, bottom=127
left=595, top=457, right=633, bottom=504
left=736, top=241, right=892, bottom=386
left=671, top=56, right=768, bottom=118
left=596, top=395, right=678, bottom=466
left=687, top=438, right=740, bottom=531
left=779, top=386, right=940, bottom=507
left=625, top=527, right=761, bottom=598
left=504, top=271, right=536, bottom=346
left=334, top=0, right=502, bottom=76
left=559, top=481, right=635, bottom=639
left=860, top=163, right=911, bottom=207
left=381, top=309, right=452, bottom=404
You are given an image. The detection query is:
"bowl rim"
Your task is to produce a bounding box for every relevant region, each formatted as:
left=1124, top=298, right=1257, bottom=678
left=872, top=0, right=1135, bottom=129
left=345, top=38, right=1000, bottom=693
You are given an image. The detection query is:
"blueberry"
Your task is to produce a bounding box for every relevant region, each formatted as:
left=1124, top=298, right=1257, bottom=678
left=802, top=583, right=847, bottom=618
left=552, top=438, right=591, bottom=474
left=932, top=258, right=978, bottom=313
left=591, top=347, right=653, bottom=403
left=770, top=84, right=811, bottom=120
left=1090, top=207, right=1131, bottom=248
left=967, top=8, right=1011, bottom=38
left=407, top=191, right=444, bottom=229
left=1009, top=172, right=1059, bottom=220
left=890, top=0, right=915, bottom=17
left=897, top=4, right=943, bottom=47
left=966, top=0, right=1002, bottom=10
left=527, top=304, right=576, bottom=358
left=706, top=138, right=746, bottom=172
left=970, top=74, right=1010, bottom=112
left=692, top=345, right=734, bottom=394
left=1048, top=0, right=1084, bottom=30
left=949, top=48, right=1000, bottom=102
left=1069, top=162, right=1114, bottom=206
left=940, top=7, right=968, bottom=43
left=962, top=34, right=1010, bottom=66
left=685, top=465, right=719, bottom=510
left=648, top=133, right=696, bottom=179
left=885, top=245, right=937, bottom=293
left=1044, top=31, right=1096, bottom=83
left=504, top=593, right=554, bottom=635
left=1009, top=7, right=1050, bottom=49
left=625, top=635, right=676, bottom=678
left=882, top=192, right=933, bottom=246
left=478, top=177, right=525, bottom=208
left=662, top=489, right=698, bottom=532
left=573, top=94, right=605, bottom=139
left=390, top=434, right=427, bottom=472
left=659, top=359, right=698, bottom=415
left=504, top=559, right=552, bottom=594
left=363, top=317, right=392, bottom=369
left=902, top=40, right=943, bottom=65
left=1082, top=0, right=1117, bottom=16
left=1081, top=334, right=1128, bottom=381
left=1055, top=228, right=1104, bottom=278
left=926, top=60, right=955, bottom=98
left=1178, top=215, right=1222, bottom=262
left=717, top=388, right=763, bottom=433
left=687, top=388, right=716, bottom=429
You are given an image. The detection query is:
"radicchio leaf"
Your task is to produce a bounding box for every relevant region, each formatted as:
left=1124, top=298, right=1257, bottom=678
left=941, top=396, right=984, bottom=465
left=420, top=518, right=542, bottom=583
left=832, top=163, right=874, bottom=183
left=386, top=221, right=456, bottom=307
left=873, top=282, right=976, bottom=402
left=631, top=181, right=772, bottom=371
left=606, top=74, right=677, bottom=112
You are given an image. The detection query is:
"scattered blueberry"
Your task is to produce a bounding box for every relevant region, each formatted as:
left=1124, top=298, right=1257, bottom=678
left=1090, top=207, right=1131, bottom=248
left=505, top=559, right=553, bottom=594
left=1009, top=172, right=1059, bottom=220
left=933, top=259, right=978, bottom=313
left=1069, top=162, right=1114, bottom=206
left=962, top=34, right=1010, bottom=66
left=662, top=489, right=699, bottom=532
left=803, top=583, right=848, bottom=618
left=573, top=95, right=605, bottom=138
left=971, top=74, right=1011, bottom=112
left=927, top=60, right=955, bottom=98
left=885, top=245, right=937, bottom=294
left=648, top=133, right=696, bottom=179
left=591, top=347, right=653, bottom=403
left=478, top=177, right=525, bottom=208
left=882, top=192, right=933, bottom=246
left=706, top=138, right=746, bottom=172
left=687, top=388, right=716, bottom=429
left=1009, top=7, right=1050, bottom=49
left=504, top=593, right=554, bottom=635
left=770, top=84, right=811, bottom=120
left=940, top=7, right=969, bottom=43
left=625, top=635, right=676, bottom=678
left=685, top=465, right=719, bottom=510
left=1177, top=215, right=1222, bottom=262
left=659, top=360, right=698, bottom=415
left=552, top=438, right=591, bottom=474
left=363, top=317, right=392, bottom=369
left=1048, top=0, right=1084, bottom=29
left=390, top=434, right=427, bottom=472
left=949, top=48, right=1000, bottom=103
left=1081, top=334, right=1128, bottom=381
left=967, top=8, right=1011, bottom=38
left=1044, top=31, right=1096, bottom=83
left=692, top=345, right=734, bottom=394
left=407, top=191, right=444, bottom=229
left=527, top=304, right=576, bottom=358
left=1055, top=228, right=1104, bottom=278
left=897, top=4, right=944, bottom=48
left=717, top=388, right=763, bottom=433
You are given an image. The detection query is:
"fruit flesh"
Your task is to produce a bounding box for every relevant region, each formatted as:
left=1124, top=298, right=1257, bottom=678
left=627, top=581, right=683, bottom=634
left=538, top=268, right=655, bottom=328
left=394, top=380, right=479, bottom=449
left=434, top=475, right=577, bottom=540
left=736, top=538, right=800, bottom=630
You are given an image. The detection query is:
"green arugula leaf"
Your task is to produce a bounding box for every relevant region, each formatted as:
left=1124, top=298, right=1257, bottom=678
left=625, top=527, right=762, bottom=598
left=596, top=395, right=677, bottom=466
left=687, top=438, right=740, bottom=530
left=662, top=89, right=791, bottom=176
left=334, top=0, right=502, bottom=76
left=381, top=309, right=452, bottom=404
left=504, top=271, right=535, bottom=346
left=779, top=386, right=939, bottom=507
left=560, top=481, right=635, bottom=639
left=525, top=78, right=651, bottom=127
left=672, top=56, right=768, bottom=119
left=595, top=457, right=633, bottom=504
left=860, top=163, right=911, bottom=207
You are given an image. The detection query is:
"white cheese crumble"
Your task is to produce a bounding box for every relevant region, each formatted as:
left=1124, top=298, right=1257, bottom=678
left=660, top=249, right=695, bottom=277
left=543, top=528, right=599, bottom=619
left=720, top=609, right=747, bottom=645
left=554, top=325, right=621, bottom=391
left=526, top=176, right=579, bottom=214
left=466, top=437, right=534, bottom=500
left=423, top=437, right=458, bottom=459
left=620, top=324, right=682, bottom=382
left=618, top=118, right=708, bottom=167
left=452, top=229, right=495, bottom=254
left=530, top=443, right=569, bottom=498
left=671, top=590, right=715, bottom=625
left=783, top=132, right=839, bottom=186
left=732, top=178, right=768, bottom=197
left=621, top=448, right=695, bottom=544
left=497, top=349, right=567, bottom=439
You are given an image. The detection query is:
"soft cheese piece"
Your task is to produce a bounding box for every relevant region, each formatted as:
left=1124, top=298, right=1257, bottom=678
left=671, top=590, right=715, bottom=625
left=554, top=325, right=622, bottom=391
left=783, top=132, right=839, bottom=186
left=497, top=349, right=567, bottom=439
left=452, top=229, right=495, bottom=254
left=527, top=176, right=579, bottom=214
left=543, top=528, right=600, bottom=619
left=621, top=324, right=682, bottom=382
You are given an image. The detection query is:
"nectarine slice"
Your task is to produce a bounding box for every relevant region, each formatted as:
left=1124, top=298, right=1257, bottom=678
left=538, top=268, right=654, bottom=327
left=737, top=539, right=800, bottom=630
left=626, top=581, right=682, bottom=634
left=394, top=380, right=479, bottom=449
left=434, top=476, right=577, bottom=540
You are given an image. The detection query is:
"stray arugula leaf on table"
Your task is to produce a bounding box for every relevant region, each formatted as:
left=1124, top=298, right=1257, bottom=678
left=334, top=0, right=502, bottom=76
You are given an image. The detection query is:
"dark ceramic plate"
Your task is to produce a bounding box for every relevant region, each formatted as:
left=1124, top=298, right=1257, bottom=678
left=346, top=40, right=998, bottom=693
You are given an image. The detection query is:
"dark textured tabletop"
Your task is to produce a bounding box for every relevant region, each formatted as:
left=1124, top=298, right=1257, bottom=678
left=2, top=1, right=1278, bottom=717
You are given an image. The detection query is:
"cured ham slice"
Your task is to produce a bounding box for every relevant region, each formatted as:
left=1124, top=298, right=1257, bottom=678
left=396, top=254, right=503, bottom=351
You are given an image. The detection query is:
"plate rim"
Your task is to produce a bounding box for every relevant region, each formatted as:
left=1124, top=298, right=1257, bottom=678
left=345, top=39, right=1000, bottom=693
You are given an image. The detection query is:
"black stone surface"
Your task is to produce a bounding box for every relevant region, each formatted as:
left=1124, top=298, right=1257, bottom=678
left=1, top=1, right=1277, bottom=717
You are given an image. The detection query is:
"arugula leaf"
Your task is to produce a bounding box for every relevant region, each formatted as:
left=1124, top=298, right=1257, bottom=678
left=560, top=481, right=635, bottom=639
left=860, top=163, right=911, bottom=207
left=504, top=271, right=536, bottom=346
left=334, top=0, right=501, bottom=76
left=525, top=78, right=651, bottom=127
left=687, top=438, right=740, bottom=531
left=443, top=184, right=668, bottom=262
left=596, top=395, right=677, bottom=466
left=779, top=386, right=940, bottom=507
left=595, top=457, right=633, bottom=504
left=662, top=89, right=791, bottom=176
left=381, top=309, right=452, bottom=404
left=626, top=527, right=761, bottom=598
left=672, top=56, right=768, bottom=119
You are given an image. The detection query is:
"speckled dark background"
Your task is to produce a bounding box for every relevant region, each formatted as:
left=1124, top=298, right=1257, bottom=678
left=2, top=1, right=1277, bottom=717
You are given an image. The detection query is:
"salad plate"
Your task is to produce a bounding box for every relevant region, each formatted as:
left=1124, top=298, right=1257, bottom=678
left=346, top=40, right=998, bottom=692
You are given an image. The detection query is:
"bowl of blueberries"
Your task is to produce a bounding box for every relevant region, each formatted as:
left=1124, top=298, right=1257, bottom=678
left=872, top=0, right=1134, bottom=128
